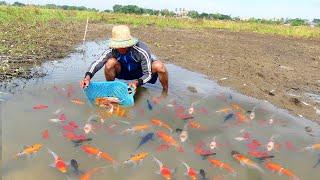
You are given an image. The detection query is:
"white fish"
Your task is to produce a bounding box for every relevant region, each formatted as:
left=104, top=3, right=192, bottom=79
left=188, top=106, right=194, bottom=115
left=209, top=136, right=217, bottom=150
left=53, top=109, right=62, bottom=115
left=249, top=107, right=256, bottom=120
left=49, top=118, right=62, bottom=123
left=83, top=123, right=93, bottom=134
left=179, top=124, right=188, bottom=143
left=235, top=137, right=246, bottom=141
left=266, top=135, right=276, bottom=152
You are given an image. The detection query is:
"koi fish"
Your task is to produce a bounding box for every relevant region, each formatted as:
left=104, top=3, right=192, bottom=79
left=70, top=159, right=81, bottom=175
left=266, top=136, right=276, bottom=152
left=71, top=99, right=85, bottom=105
left=97, top=104, right=128, bottom=119
left=235, top=112, right=248, bottom=123
left=83, top=123, right=94, bottom=134
left=188, top=106, right=195, bottom=115
left=248, top=107, right=256, bottom=120
left=208, top=158, right=236, bottom=176
left=231, top=151, right=264, bottom=174
left=15, top=144, right=42, bottom=159
left=151, top=119, right=173, bottom=133
left=137, top=132, right=154, bottom=149
left=42, top=129, right=49, bottom=139
left=147, top=99, right=153, bottom=110
left=209, top=136, right=217, bottom=150
left=181, top=161, right=197, bottom=180
left=156, top=131, right=183, bottom=152
left=246, top=139, right=262, bottom=151
left=68, top=121, right=79, bottom=128
left=72, top=138, right=93, bottom=147
left=49, top=118, right=63, bottom=123
left=81, top=145, right=116, bottom=165
left=216, top=107, right=231, bottom=113
left=264, top=161, right=299, bottom=180
left=121, top=124, right=150, bottom=134
left=230, top=103, right=243, bottom=111
left=152, top=156, right=175, bottom=180
left=156, top=144, right=170, bottom=152
left=59, top=113, right=67, bottom=121
left=188, top=120, right=203, bottom=129
left=33, top=104, right=48, bottom=110
left=63, top=131, right=86, bottom=141
left=224, top=113, right=234, bottom=122
left=95, top=97, right=120, bottom=107
left=80, top=167, right=103, bottom=180
left=48, top=148, right=68, bottom=173
left=123, top=152, right=149, bottom=165
left=194, top=141, right=216, bottom=160
left=179, top=124, right=189, bottom=143
left=199, top=169, right=206, bottom=179
left=303, top=144, right=320, bottom=151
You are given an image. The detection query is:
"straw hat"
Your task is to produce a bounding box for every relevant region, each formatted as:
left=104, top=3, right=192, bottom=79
left=108, top=25, right=138, bottom=48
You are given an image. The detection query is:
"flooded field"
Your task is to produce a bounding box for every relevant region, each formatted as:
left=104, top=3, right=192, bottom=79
left=1, top=41, right=320, bottom=180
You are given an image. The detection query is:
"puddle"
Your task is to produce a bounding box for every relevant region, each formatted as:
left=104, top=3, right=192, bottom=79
left=1, top=41, right=320, bottom=180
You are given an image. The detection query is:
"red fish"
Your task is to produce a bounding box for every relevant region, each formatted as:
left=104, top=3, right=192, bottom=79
left=59, top=114, right=67, bottom=121
left=246, top=139, right=262, bottom=151
left=63, top=124, right=76, bottom=132
left=33, top=104, right=48, bottom=110
left=285, top=141, right=296, bottom=151
left=199, top=107, right=208, bottom=115
left=156, top=144, right=170, bottom=152
left=68, top=121, right=79, bottom=128
left=42, top=129, right=49, bottom=139
left=66, top=84, right=74, bottom=98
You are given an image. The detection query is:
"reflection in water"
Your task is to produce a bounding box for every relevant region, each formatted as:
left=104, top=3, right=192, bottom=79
left=1, top=41, right=320, bottom=180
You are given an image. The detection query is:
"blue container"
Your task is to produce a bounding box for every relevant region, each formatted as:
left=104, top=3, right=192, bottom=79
left=84, top=81, right=135, bottom=107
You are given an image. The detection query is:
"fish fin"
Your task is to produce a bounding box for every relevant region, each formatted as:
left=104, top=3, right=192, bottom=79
left=49, top=163, right=56, bottom=168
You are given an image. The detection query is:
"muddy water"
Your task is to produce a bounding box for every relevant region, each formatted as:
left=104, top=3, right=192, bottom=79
left=1, top=41, right=320, bottom=180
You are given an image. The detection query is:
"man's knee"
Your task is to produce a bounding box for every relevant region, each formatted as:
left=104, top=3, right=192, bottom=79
left=105, top=58, right=118, bottom=71
left=152, top=61, right=166, bottom=73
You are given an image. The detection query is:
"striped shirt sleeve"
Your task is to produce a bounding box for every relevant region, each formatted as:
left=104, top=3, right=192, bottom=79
left=133, top=44, right=152, bottom=85
left=85, top=48, right=113, bottom=78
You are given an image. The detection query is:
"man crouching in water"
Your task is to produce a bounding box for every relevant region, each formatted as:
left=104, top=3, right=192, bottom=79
left=80, top=25, right=169, bottom=94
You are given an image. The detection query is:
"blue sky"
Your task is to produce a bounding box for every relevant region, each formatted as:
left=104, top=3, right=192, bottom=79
left=5, top=0, right=320, bottom=19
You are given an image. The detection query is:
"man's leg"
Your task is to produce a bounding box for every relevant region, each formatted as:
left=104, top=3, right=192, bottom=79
left=152, top=61, right=169, bottom=94
left=104, top=58, right=121, bottom=81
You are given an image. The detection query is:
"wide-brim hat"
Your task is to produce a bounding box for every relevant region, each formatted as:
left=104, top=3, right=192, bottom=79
left=108, top=25, right=138, bottom=48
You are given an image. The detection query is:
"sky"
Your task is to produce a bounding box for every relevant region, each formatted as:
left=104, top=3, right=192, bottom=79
left=5, top=0, right=320, bottom=20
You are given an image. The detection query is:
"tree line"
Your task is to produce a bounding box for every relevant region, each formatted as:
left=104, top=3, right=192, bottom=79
left=1, top=1, right=319, bottom=27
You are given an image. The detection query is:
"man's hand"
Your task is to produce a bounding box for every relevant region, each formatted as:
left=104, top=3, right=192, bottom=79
left=128, top=80, right=138, bottom=91
left=80, top=75, right=91, bottom=89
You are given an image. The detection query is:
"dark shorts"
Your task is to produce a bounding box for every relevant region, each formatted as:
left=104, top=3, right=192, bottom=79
left=116, top=61, right=158, bottom=84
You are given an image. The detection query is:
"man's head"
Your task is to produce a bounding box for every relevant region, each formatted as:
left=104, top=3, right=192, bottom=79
left=108, top=25, right=138, bottom=50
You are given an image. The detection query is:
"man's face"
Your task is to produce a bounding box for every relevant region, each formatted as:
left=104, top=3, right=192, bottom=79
left=117, top=48, right=127, bottom=54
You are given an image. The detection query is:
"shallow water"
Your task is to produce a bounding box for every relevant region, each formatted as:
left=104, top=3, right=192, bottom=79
left=1, top=41, right=320, bottom=180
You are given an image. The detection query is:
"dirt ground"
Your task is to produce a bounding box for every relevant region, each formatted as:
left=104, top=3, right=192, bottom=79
left=131, top=26, right=320, bottom=122
left=1, top=23, right=320, bottom=122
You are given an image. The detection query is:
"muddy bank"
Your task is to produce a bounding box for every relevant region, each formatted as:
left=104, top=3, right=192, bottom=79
left=1, top=23, right=319, bottom=121
left=131, top=26, right=320, bottom=122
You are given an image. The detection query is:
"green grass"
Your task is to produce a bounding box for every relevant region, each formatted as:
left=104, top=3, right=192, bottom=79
left=0, top=5, right=320, bottom=38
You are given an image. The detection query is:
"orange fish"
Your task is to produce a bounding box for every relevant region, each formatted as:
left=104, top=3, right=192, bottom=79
left=303, top=144, right=320, bottom=151
left=156, top=131, right=182, bottom=151
left=181, top=161, right=197, bottom=180
left=188, top=120, right=203, bottom=129
left=230, top=103, right=243, bottom=111
left=124, top=152, right=149, bottom=165
left=231, top=151, right=264, bottom=174
left=216, top=107, right=231, bottom=113
left=81, top=145, right=116, bottom=164
left=15, top=144, right=42, bottom=159
left=80, top=167, right=103, bottom=180
left=208, top=158, right=236, bottom=176
left=33, top=104, right=48, bottom=110
left=153, top=156, right=175, bottom=180
left=264, top=161, right=299, bottom=180
left=42, top=129, right=49, bottom=139
left=95, top=97, right=120, bottom=107
left=97, top=104, right=128, bottom=119
left=151, top=119, right=173, bottom=133
left=48, top=148, right=68, bottom=173
left=121, top=124, right=150, bottom=134
left=71, top=99, right=85, bottom=105
left=235, top=112, right=248, bottom=123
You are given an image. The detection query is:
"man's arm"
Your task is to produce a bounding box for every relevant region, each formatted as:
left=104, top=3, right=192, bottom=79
left=132, top=45, right=152, bottom=86
left=85, top=48, right=113, bottom=79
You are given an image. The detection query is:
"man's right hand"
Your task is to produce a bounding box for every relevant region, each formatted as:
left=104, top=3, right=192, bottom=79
left=80, top=76, right=91, bottom=89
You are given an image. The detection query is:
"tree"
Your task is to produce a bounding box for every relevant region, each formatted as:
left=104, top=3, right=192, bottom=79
left=187, top=10, right=199, bottom=19
left=0, top=1, right=7, bottom=5
left=289, top=18, right=307, bottom=26
left=13, top=1, right=25, bottom=6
